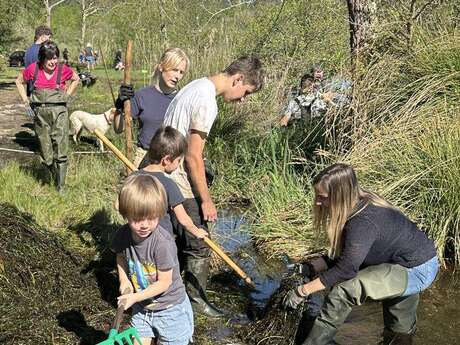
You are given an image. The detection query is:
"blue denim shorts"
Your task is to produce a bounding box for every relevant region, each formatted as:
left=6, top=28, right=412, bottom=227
left=131, top=296, right=194, bottom=344
left=402, top=256, right=439, bottom=296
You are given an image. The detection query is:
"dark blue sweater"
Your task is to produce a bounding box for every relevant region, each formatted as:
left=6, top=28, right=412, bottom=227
left=130, top=86, right=175, bottom=149
left=319, top=203, right=437, bottom=288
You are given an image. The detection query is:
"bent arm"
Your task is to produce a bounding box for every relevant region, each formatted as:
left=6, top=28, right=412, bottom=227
left=172, top=204, right=208, bottom=238
left=133, top=269, right=172, bottom=302
left=66, top=71, right=80, bottom=96
left=15, top=73, right=28, bottom=104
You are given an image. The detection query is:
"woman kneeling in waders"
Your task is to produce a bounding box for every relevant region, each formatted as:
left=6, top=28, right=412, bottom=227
left=283, top=163, right=439, bottom=345
left=15, top=41, right=79, bottom=192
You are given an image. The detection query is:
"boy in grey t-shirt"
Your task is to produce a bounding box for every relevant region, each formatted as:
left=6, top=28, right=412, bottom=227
left=111, top=174, right=193, bottom=345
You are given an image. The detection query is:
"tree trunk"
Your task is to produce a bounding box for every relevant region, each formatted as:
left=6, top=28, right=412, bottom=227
left=81, top=12, right=86, bottom=47
left=46, top=7, right=51, bottom=27
left=346, top=0, right=375, bottom=65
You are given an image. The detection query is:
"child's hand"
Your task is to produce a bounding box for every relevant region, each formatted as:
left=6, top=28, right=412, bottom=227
left=119, top=283, right=133, bottom=295
left=194, top=227, right=209, bottom=239
left=117, top=293, right=137, bottom=310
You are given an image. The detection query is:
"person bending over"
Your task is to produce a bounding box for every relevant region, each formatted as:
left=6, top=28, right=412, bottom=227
left=283, top=163, right=439, bottom=345
left=163, top=55, right=264, bottom=317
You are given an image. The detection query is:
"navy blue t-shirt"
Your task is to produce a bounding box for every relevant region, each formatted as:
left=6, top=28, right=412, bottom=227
left=131, top=87, right=176, bottom=149
left=25, top=44, right=40, bottom=67
left=132, top=170, right=185, bottom=234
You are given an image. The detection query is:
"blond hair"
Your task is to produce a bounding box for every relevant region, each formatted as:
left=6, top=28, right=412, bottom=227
left=312, top=163, right=394, bottom=258
left=154, top=47, right=189, bottom=78
left=118, top=174, right=167, bottom=220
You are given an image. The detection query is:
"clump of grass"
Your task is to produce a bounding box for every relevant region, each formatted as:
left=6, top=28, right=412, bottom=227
left=0, top=153, right=123, bottom=252
left=322, top=30, right=460, bottom=263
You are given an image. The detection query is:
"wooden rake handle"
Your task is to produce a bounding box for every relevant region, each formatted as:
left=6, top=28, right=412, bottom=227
left=203, top=237, right=255, bottom=288
left=112, top=288, right=131, bottom=331
left=92, top=129, right=255, bottom=288
left=94, top=129, right=136, bottom=172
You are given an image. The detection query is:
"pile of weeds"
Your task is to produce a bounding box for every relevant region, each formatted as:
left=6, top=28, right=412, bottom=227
left=0, top=203, right=119, bottom=344
left=239, top=274, right=322, bottom=345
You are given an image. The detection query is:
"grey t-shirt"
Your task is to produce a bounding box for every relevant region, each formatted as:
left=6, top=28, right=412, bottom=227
left=111, top=224, right=185, bottom=311
left=132, top=170, right=185, bottom=234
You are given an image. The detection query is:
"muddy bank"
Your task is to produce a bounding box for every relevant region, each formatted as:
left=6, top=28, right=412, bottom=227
left=0, top=81, right=38, bottom=167
left=1, top=198, right=458, bottom=344
left=0, top=203, right=117, bottom=344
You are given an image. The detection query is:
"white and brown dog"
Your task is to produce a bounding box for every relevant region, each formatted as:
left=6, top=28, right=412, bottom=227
left=69, top=108, right=119, bottom=152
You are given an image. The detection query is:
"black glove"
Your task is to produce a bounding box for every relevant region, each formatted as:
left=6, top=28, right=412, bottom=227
left=287, top=256, right=330, bottom=278
left=118, top=84, right=134, bottom=102
left=283, top=286, right=308, bottom=310
left=287, top=262, right=312, bottom=277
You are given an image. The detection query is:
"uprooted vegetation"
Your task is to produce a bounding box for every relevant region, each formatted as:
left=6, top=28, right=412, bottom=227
left=0, top=203, right=119, bottom=344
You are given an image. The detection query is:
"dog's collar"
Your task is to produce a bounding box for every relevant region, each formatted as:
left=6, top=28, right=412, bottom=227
left=104, top=112, right=112, bottom=125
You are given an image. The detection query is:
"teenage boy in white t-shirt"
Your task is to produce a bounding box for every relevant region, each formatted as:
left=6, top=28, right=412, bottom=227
left=163, top=56, right=264, bottom=317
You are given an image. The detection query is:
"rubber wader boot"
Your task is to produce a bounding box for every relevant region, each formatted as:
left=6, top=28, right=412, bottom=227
left=301, top=320, right=337, bottom=345
left=378, top=329, right=415, bottom=345
left=54, top=162, right=67, bottom=194
left=184, top=258, right=225, bottom=318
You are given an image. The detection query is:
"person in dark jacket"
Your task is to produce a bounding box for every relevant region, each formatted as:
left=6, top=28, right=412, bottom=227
left=283, top=163, right=439, bottom=345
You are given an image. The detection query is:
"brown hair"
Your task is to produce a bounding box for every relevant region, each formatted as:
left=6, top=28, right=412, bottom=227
left=223, top=56, right=264, bottom=92
left=312, top=163, right=394, bottom=258
left=34, top=25, right=52, bottom=41
left=118, top=174, right=167, bottom=220
left=148, top=126, right=187, bottom=164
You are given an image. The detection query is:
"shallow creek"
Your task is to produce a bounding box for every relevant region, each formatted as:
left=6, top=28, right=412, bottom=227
left=203, top=211, right=460, bottom=345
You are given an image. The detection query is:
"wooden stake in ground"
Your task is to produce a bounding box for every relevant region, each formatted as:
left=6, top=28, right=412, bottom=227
left=123, top=40, right=133, bottom=172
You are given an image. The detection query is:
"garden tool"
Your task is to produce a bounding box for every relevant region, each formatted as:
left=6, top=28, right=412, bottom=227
left=92, top=128, right=256, bottom=288
left=96, top=290, right=142, bottom=345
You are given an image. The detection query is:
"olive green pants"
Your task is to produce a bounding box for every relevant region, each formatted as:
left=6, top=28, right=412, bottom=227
left=303, top=263, right=417, bottom=345
left=33, top=104, right=69, bottom=166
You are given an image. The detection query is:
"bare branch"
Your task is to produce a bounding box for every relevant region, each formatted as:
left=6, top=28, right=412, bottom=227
left=49, top=0, right=68, bottom=10
left=201, top=0, right=254, bottom=29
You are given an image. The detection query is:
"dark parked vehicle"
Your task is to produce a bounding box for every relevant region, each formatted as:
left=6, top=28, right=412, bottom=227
left=9, top=50, right=25, bottom=67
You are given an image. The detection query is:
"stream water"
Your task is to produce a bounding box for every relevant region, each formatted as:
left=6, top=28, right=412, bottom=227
left=208, top=211, right=460, bottom=345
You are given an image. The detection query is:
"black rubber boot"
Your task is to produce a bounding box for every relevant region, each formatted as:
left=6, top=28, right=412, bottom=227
left=377, top=328, right=415, bottom=345
left=184, top=257, right=225, bottom=318
left=54, top=162, right=67, bottom=194
left=301, top=319, right=337, bottom=345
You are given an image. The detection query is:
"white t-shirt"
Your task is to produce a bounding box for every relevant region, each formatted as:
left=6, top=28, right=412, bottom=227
left=163, top=78, right=218, bottom=198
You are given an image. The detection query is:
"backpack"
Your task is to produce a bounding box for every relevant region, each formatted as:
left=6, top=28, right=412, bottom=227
left=27, top=63, right=63, bottom=96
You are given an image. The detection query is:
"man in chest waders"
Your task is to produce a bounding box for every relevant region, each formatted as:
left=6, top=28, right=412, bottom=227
left=15, top=41, right=80, bottom=193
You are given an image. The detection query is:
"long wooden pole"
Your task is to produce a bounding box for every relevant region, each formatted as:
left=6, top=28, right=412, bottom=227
left=123, top=40, right=133, bottom=172
left=203, top=237, right=255, bottom=287
left=94, top=129, right=135, bottom=173
left=93, top=129, right=255, bottom=288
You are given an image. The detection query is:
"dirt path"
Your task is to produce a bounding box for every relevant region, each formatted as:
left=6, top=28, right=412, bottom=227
left=0, top=80, right=38, bottom=167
